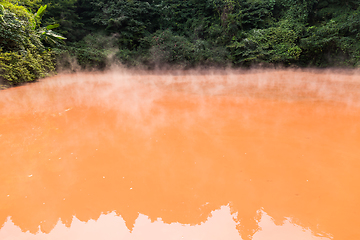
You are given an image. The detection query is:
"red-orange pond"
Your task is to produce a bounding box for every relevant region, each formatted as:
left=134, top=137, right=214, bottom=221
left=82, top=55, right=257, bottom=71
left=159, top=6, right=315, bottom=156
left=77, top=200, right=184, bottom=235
left=0, top=70, right=360, bottom=240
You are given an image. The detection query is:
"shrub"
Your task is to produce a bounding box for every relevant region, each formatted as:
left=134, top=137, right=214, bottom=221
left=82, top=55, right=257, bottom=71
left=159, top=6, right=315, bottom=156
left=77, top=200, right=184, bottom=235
left=0, top=49, right=55, bottom=85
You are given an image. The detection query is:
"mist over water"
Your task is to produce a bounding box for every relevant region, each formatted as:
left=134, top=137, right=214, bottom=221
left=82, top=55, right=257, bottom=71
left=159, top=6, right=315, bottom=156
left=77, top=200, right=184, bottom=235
left=0, top=70, right=360, bottom=240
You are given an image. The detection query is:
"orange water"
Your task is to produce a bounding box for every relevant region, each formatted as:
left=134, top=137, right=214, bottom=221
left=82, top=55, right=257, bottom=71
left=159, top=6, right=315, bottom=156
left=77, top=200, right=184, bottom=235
left=0, top=70, right=360, bottom=240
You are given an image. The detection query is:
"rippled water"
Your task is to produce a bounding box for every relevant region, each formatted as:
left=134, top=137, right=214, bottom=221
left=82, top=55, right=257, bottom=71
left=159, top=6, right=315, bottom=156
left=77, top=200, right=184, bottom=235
left=0, top=70, right=359, bottom=240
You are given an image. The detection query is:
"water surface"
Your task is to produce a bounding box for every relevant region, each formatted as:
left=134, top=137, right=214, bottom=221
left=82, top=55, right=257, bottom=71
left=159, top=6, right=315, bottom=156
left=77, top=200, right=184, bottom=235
left=0, top=70, right=359, bottom=240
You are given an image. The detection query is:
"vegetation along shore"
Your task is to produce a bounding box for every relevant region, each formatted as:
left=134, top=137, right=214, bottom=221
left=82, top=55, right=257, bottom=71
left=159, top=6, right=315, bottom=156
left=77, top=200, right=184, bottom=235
left=1, top=0, right=359, bottom=86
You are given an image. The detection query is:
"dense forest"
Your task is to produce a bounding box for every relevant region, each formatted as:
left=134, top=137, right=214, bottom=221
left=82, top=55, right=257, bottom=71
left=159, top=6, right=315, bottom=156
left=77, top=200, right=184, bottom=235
left=1, top=0, right=360, bottom=86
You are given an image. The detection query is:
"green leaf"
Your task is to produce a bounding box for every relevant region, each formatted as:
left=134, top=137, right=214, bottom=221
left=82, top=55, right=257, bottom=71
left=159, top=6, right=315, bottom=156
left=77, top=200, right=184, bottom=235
left=34, top=5, right=47, bottom=22
left=45, top=30, right=67, bottom=39
left=46, top=24, right=60, bottom=30
left=0, top=4, right=5, bottom=16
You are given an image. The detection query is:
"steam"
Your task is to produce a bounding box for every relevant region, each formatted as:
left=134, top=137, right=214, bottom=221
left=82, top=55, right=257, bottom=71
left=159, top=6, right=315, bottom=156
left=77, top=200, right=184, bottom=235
left=1, top=68, right=359, bottom=143
left=1, top=69, right=360, bottom=119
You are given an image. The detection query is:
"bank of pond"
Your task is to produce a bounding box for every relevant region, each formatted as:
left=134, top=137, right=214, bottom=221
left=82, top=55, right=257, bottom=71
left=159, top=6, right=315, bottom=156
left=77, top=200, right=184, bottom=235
left=1, top=0, right=360, bottom=86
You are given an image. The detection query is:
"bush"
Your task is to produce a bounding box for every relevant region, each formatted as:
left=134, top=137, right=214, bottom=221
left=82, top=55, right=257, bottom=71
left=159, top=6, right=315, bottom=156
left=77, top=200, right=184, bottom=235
left=0, top=49, right=55, bottom=85
left=0, top=2, right=43, bottom=52
left=0, top=2, right=60, bottom=86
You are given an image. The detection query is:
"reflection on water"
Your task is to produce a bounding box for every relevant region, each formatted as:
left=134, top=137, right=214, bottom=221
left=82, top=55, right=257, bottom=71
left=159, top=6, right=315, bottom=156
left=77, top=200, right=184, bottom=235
left=0, top=70, right=360, bottom=240
left=0, top=207, right=330, bottom=240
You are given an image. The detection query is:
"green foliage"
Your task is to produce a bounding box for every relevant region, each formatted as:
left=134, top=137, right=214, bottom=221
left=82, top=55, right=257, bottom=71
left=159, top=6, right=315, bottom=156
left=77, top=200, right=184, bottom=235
left=37, top=24, right=67, bottom=46
left=0, top=2, right=43, bottom=52
left=229, top=20, right=302, bottom=65
left=0, top=3, right=61, bottom=86
left=0, top=1, right=35, bottom=20
left=89, top=0, right=154, bottom=50
left=40, top=0, right=82, bottom=42
left=2, top=0, right=360, bottom=81
left=154, top=0, right=215, bottom=34
left=53, top=33, right=112, bottom=70
left=141, top=29, right=229, bottom=67
left=8, top=0, right=42, bottom=12
left=0, top=49, right=55, bottom=85
left=146, top=30, right=195, bottom=65
left=300, top=4, right=360, bottom=66
left=33, top=4, right=46, bottom=27
left=54, top=45, right=107, bottom=70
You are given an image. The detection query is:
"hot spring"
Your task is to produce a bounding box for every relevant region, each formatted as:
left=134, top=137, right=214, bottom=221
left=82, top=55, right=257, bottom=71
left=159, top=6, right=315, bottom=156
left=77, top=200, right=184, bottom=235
left=0, top=70, right=359, bottom=240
